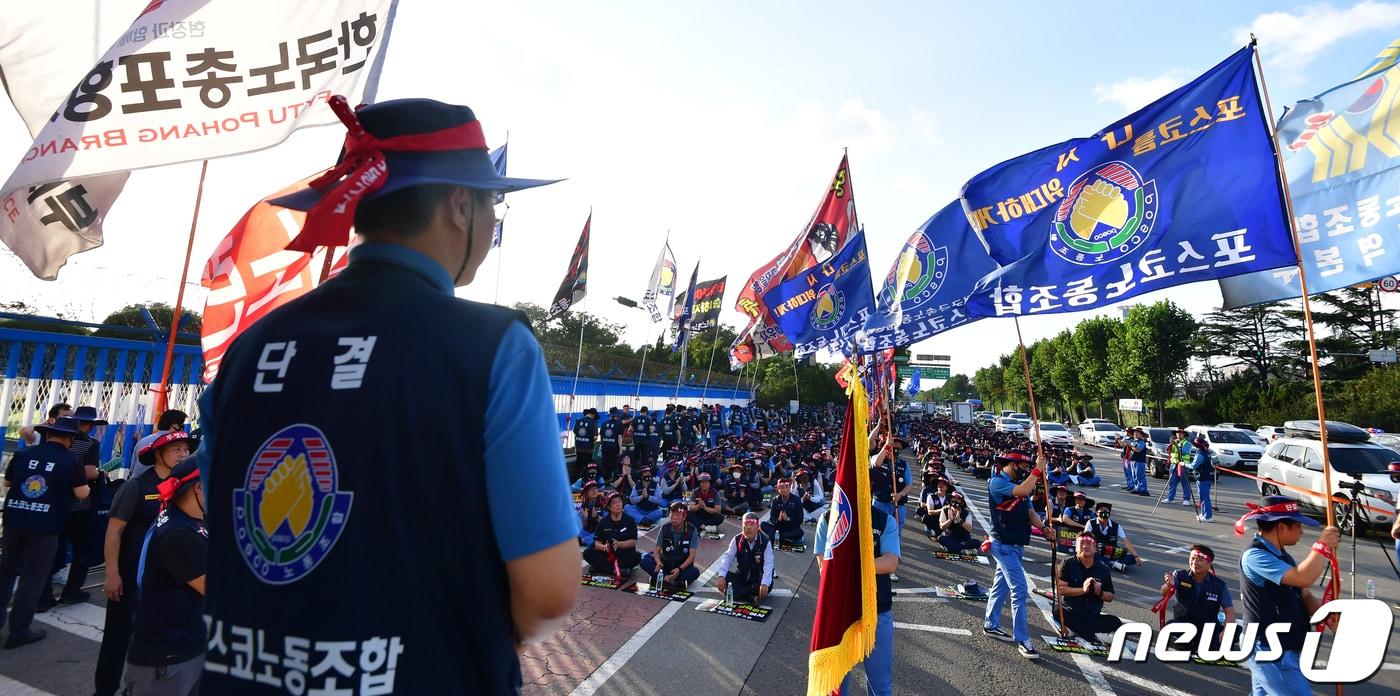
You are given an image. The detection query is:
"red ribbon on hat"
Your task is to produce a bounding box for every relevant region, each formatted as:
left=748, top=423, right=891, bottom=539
left=1232, top=501, right=1302, bottom=536
left=286, top=95, right=488, bottom=253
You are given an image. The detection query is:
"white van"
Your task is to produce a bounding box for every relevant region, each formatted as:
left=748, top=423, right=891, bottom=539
left=1186, top=426, right=1265, bottom=470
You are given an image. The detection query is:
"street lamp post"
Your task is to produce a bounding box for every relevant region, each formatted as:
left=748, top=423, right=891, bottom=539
left=615, top=296, right=653, bottom=405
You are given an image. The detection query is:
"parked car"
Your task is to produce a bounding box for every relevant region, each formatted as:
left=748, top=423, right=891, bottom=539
left=1369, top=432, right=1400, bottom=455
left=996, top=416, right=1025, bottom=434
left=1256, top=425, right=1285, bottom=444
left=1078, top=421, right=1125, bottom=446
left=1255, top=421, right=1398, bottom=531
left=1029, top=421, right=1074, bottom=446
left=1218, top=422, right=1267, bottom=446
left=1187, top=426, right=1265, bottom=470
left=1143, top=427, right=1177, bottom=478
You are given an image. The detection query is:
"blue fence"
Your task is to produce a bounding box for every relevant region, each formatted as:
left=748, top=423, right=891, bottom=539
left=2, top=324, right=754, bottom=462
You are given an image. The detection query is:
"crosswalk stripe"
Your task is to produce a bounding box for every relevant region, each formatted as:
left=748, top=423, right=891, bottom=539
left=0, top=674, right=60, bottom=696
left=32, top=601, right=105, bottom=643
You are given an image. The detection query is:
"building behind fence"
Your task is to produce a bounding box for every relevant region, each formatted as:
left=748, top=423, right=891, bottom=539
left=2, top=319, right=753, bottom=464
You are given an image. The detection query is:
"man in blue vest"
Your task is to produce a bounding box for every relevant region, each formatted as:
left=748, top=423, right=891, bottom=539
left=196, top=97, right=579, bottom=694
left=1159, top=544, right=1234, bottom=651
left=640, top=501, right=701, bottom=588
left=761, top=478, right=805, bottom=545
left=1126, top=427, right=1150, bottom=496
left=715, top=513, right=774, bottom=604
left=0, top=416, right=89, bottom=648
left=1239, top=495, right=1340, bottom=695
left=729, top=404, right=744, bottom=438
left=573, top=408, right=598, bottom=479
left=599, top=407, right=623, bottom=482
left=660, top=406, right=678, bottom=451
left=983, top=450, right=1045, bottom=660
left=707, top=405, right=725, bottom=447
left=124, top=459, right=206, bottom=693
left=1191, top=436, right=1217, bottom=522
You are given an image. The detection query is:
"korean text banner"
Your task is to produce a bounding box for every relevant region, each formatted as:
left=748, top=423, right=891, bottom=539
left=0, top=0, right=397, bottom=222
left=0, top=1, right=147, bottom=279
left=687, top=276, right=728, bottom=331
left=1220, top=39, right=1400, bottom=308
left=761, top=231, right=875, bottom=358
left=960, top=45, right=1295, bottom=319
left=642, top=241, right=677, bottom=324
left=862, top=201, right=998, bottom=351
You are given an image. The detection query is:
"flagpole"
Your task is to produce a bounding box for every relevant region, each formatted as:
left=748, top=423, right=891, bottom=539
left=1014, top=315, right=1066, bottom=634
left=634, top=324, right=652, bottom=404
left=493, top=131, right=509, bottom=305
left=153, top=160, right=209, bottom=421
left=674, top=330, right=689, bottom=401
left=700, top=322, right=722, bottom=399
left=569, top=310, right=586, bottom=415
left=792, top=356, right=802, bottom=405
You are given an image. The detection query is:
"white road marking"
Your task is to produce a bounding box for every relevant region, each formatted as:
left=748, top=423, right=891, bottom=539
left=32, top=601, right=105, bottom=643
left=894, top=621, right=972, bottom=636
left=893, top=597, right=950, bottom=604
left=694, top=587, right=794, bottom=598
left=892, top=586, right=946, bottom=595
left=0, top=675, right=59, bottom=696
left=569, top=539, right=739, bottom=695
left=1097, top=664, right=1195, bottom=696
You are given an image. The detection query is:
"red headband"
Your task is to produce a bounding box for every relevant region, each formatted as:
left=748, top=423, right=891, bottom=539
left=1233, top=501, right=1302, bottom=536
left=288, top=95, right=489, bottom=252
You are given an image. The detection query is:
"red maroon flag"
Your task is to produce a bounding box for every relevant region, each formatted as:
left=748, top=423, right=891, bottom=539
left=807, top=375, right=876, bottom=695
left=200, top=177, right=349, bottom=383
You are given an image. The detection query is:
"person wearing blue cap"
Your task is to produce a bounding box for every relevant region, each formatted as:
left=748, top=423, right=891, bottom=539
left=197, top=96, right=578, bottom=694
left=1190, top=436, right=1217, bottom=522
left=0, top=416, right=90, bottom=648
left=123, top=458, right=206, bottom=694
left=1238, top=495, right=1340, bottom=696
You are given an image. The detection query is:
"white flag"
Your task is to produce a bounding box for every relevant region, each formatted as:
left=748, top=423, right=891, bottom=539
left=0, top=1, right=147, bottom=279
left=640, top=240, right=676, bottom=323
left=0, top=0, right=399, bottom=279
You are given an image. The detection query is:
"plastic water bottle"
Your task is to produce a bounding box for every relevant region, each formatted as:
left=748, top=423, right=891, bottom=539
left=1217, top=610, right=1226, bottom=625
left=1366, top=579, right=1375, bottom=599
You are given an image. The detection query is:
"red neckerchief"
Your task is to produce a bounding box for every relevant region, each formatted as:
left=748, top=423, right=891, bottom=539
left=287, top=95, right=488, bottom=252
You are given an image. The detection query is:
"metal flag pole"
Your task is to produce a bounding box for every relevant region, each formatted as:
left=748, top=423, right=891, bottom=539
left=674, top=328, right=689, bottom=401
left=568, top=308, right=586, bottom=430
left=792, top=356, right=802, bottom=406
left=493, top=130, right=509, bottom=305
left=700, top=322, right=722, bottom=399
left=1014, top=315, right=1065, bottom=633
left=152, top=160, right=209, bottom=421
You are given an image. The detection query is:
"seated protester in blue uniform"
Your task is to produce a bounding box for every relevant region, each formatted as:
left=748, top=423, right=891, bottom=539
left=658, top=461, right=687, bottom=504
left=935, top=493, right=978, bottom=554
left=972, top=446, right=995, bottom=480
left=761, top=478, right=805, bottom=544
left=577, top=481, right=604, bottom=548
left=721, top=464, right=749, bottom=516
left=921, top=478, right=953, bottom=535
left=625, top=465, right=666, bottom=526
left=583, top=493, right=641, bottom=576
left=1159, top=544, right=1234, bottom=651
left=1061, top=492, right=1094, bottom=531
left=124, top=460, right=206, bottom=694
left=573, top=409, right=598, bottom=478
left=1047, top=485, right=1071, bottom=525
left=689, top=473, right=724, bottom=533
left=96, top=431, right=192, bottom=696
left=572, top=461, right=606, bottom=492
left=609, top=457, right=635, bottom=499
left=196, top=99, right=580, bottom=695
left=1238, top=496, right=1341, bottom=696
left=795, top=467, right=826, bottom=521
left=715, top=513, right=774, bottom=604
left=599, top=408, right=623, bottom=481
left=1088, top=502, right=1144, bottom=571
left=1070, top=454, right=1100, bottom=487
left=816, top=500, right=900, bottom=696
left=640, top=501, right=702, bottom=589
left=1045, top=464, right=1072, bottom=488
left=0, top=416, right=89, bottom=648
left=1055, top=533, right=1122, bottom=641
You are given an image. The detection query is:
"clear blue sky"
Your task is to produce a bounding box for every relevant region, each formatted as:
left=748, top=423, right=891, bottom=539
left=3, top=1, right=1397, bottom=381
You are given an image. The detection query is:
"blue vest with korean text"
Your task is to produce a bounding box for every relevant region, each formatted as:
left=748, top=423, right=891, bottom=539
left=201, top=256, right=525, bottom=694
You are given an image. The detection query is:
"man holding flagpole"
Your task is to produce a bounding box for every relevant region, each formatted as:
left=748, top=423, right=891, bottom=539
left=983, top=450, right=1046, bottom=660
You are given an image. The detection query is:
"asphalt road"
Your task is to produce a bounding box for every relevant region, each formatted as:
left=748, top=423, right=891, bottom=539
left=1, top=440, right=1396, bottom=695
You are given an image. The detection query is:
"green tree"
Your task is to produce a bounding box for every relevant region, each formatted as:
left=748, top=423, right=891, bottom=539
left=0, top=301, right=90, bottom=336
left=95, top=303, right=202, bottom=345
left=1048, top=330, right=1085, bottom=422
left=1071, top=316, right=1119, bottom=418
left=1028, top=337, right=1059, bottom=420
left=972, top=365, right=1005, bottom=411
left=1193, top=302, right=1297, bottom=388
left=1002, top=348, right=1030, bottom=412
left=1284, top=287, right=1398, bottom=380
left=1112, top=301, right=1196, bottom=425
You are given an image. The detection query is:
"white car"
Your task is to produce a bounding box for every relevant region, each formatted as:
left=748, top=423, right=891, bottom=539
left=1256, top=425, right=1285, bottom=443
left=1029, top=421, right=1074, bottom=446
left=1370, top=433, right=1400, bottom=455
left=1187, top=426, right=1265, bottom=469
left=996, top=417, right=1025, bottom=434
left=1079, top=421, right=1124, bottom=446
left=1218, top=422, right=1268, bottom=446
left=1255, top=421, right=1398, bottom=531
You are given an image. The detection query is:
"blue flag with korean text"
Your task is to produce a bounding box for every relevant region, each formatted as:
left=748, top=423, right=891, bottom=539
left=862, top=201, right=999, bottom=351
left=960, top=45, right=1295, bottom=320
left=1220, top=39, right=1400, bottom=308
left=761, top=230, right=875, bottom=358
left=906, top=367, right=921, bottom=396
left=490, top=143, right=507, bottom=247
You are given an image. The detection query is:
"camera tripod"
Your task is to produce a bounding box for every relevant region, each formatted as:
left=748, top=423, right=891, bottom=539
left=1336, top=479, right=1400, bottom=596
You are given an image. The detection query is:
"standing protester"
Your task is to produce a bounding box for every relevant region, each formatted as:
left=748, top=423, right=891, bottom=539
left=1127, top=428, right=1150, bottom=496
left=983, top=450, right=1044, bottom=660
left=660, top=406, right=678, bottom=452
left=632, top=407, right=655, bottom=466
left=1237, top=495, right=1341, bottom=696
left=124, top=460, right=206, bottom=695
left=1191, top=436, right=1216, bottom=522
left=130, top=409, right=188, bottom=480
left=0, top=416, right=89, bottom=648
left=573, top=408, right=598, bottom=480
left=1056, top=533, right=1121, bottom=641
left=708, top=405, right=725, bottom=447
left=17, top=403, right=71, bottom=447
left=599, top=407, right=623, bottom=482
left=197, top=98, right=578, bottom=693
left=1161, top=427, right=1193, bottom=506
left=640, top=501, right=701, bottom=588
left=1160, top=544, right=1234, bottom=650
left=45, top=404, right=105, bottom=609
left=95, top=431, right=191, bottom=696
left=814, top=499, right=901, bottom=696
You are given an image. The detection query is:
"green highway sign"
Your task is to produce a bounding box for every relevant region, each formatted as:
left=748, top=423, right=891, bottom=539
left=898, top=366, right=950, bottom=379
left=893, top=354, right=910, bottom=364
